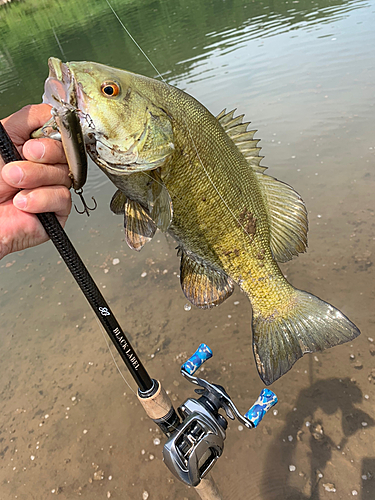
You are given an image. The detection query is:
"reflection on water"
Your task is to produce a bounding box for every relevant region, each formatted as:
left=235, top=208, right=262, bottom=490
left=1, top=0, right=375, bottom=498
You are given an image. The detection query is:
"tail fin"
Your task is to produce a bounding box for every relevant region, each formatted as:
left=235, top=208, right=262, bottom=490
left=252, top=289, right=360, bottom=385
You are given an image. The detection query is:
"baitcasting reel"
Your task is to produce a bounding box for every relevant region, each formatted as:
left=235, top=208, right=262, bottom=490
left=163, top=344, right=278, bottom=487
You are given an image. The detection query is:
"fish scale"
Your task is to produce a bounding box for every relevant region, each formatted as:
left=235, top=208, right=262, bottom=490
left=40, top=57, right=360, bottom=385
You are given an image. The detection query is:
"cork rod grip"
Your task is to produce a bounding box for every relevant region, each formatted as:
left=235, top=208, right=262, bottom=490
left=137, top=380, right=173, bottom=420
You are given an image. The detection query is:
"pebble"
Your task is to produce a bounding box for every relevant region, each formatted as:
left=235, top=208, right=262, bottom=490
left=273, top=409, right=278, bottom=416
left=369, top=345, right=375, bottom=356
left=141, top=271, right=147, bottom=278
left=153, top=438, right=160, bottom=446
left=184, top=303, right=191, bottom=311
left=311, top=423, right=324, bottom=440
left=288, top=435, right=293, bottom=442
left=234, top=301, right=240, bottom=305
left=107, top=492, right=111, bottom=499
left=143, top=491, right=149, bottom=500
left=352, top=491, right=358, bottom=496
left=354, top=361, right=363, bottom=369
left=289, top=465, right=296, bottom=472
left=112, top=258, right=120, bottom=265
left=238, top=425, right=243, bottom=432
left=323, top=483, right=336, bottom=492
left=93, top=470, right=104, bottom=481
left=368, top=337, right=374, bottom=343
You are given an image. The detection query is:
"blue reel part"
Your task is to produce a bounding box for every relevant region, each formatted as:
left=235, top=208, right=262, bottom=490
left=245, top=388, right=278, bottom=428
left=181, top=343, right=213, bottom=375
left=180, top=344, right=277, bottom=429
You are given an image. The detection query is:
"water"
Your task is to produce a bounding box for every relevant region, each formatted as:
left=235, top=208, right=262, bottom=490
left=1, top=0, right=375, bottom=498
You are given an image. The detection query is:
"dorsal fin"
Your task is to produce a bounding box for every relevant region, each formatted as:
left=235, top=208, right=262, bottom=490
left=255, top=172, right=308, bottom=262
left=216, top=108, right=266, bottom=173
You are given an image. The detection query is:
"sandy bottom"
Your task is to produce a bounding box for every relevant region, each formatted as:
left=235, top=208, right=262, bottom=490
left=1, top=136, right=374, bottom=500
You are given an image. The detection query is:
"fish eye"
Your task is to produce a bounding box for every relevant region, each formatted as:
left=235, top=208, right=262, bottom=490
left=100, top=81, right=120, bottom=97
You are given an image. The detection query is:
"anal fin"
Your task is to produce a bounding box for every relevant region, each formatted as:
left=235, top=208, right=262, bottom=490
left=180, top=250, right=234, bottom=309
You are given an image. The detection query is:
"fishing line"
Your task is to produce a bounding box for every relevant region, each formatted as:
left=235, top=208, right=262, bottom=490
left=51, top=26, right=66, bottom=59
left=94, top=315, right=137, bottom=395
left=94, top=314, right=181, bottom=432
left=104, top=0, right=164, bottom=81
left=103, top=0, right=258, bottom=244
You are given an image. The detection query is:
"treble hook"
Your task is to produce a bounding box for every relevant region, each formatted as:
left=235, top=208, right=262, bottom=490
left=74, top=188, right=97, bottom=216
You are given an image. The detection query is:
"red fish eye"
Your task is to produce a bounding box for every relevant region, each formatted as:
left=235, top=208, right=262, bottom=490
left=100, top=82, right=120, bottom=97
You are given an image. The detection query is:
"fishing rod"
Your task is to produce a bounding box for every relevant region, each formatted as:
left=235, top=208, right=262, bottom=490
left=0, top=120, right=277, bottom=499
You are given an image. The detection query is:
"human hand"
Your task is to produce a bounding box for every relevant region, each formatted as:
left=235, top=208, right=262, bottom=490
left=0, top=104, right=72, bottom=259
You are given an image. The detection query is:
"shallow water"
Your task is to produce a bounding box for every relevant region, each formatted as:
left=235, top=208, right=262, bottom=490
left=0, top=0, right=375, bottom=498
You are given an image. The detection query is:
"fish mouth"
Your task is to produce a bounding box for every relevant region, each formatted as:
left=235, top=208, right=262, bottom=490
left=43, top=58, right=87, bottom=114
left=42, top=57, right=76, bottom=108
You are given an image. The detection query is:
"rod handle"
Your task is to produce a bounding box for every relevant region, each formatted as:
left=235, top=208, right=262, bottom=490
left=181, top=343, right=213, bottom=375
left=244, top=388, right=278, bottom=428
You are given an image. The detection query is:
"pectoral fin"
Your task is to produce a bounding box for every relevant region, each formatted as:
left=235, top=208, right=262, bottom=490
left=146, top=169, right=173, bottom=232
left=110, top=189, right=156, bottom=251
left=124, top=199, right=156, bottom=251
left=110, top=189, right=127, bottom=215
left=180, top=250, right=234, bottom=309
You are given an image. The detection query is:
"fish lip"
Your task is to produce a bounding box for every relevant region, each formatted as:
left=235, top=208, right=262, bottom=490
left=43, top=57, right=81, bottom=110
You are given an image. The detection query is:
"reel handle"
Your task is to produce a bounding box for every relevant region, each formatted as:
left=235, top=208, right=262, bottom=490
left=244, top=388, right=278, bottom=428
left=181, top=343, right=213, bottom=375
left=181, top=344, right=278, bottom=429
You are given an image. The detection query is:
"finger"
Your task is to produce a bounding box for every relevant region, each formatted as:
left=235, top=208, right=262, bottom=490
left=2, top=161, right=72, bottom=190
left=13, top=185, right=72, bottom=217
left=1, top=104, right=53, bottom=146
left=22, top=137, right=67, bottom=165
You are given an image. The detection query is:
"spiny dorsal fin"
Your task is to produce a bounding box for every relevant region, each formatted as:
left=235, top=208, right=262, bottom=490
left=216, top=109, right=266, bottom=173
left=179, top=249, right=234, bottom=309
left=255, top=172, right=308, bottom=262
left=124, top=199, right=156, bottom=252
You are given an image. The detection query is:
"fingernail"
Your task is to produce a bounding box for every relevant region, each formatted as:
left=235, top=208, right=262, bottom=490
left=28, top=140, right=45, bottom=160
left=13, top=194, right=27, bottom=209
left=6, top=165, right=24, bottom=184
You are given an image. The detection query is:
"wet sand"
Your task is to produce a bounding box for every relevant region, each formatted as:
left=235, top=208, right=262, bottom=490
left=1, top=139, right=374, bottom=499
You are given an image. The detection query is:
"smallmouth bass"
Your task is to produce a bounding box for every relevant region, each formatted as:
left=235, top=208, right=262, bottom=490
left=41, top=57, right=360, bottom=385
